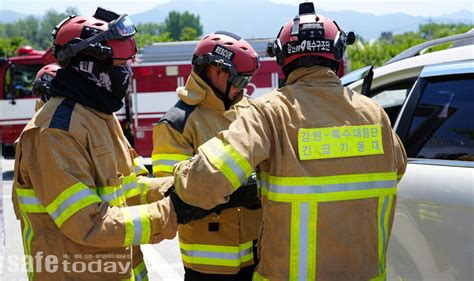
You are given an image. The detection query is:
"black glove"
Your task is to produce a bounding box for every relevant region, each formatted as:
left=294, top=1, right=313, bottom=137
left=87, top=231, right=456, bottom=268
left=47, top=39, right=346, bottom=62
left=214, top=174, right=261, bottom=211
left=169, top=189, right=216, bottom=224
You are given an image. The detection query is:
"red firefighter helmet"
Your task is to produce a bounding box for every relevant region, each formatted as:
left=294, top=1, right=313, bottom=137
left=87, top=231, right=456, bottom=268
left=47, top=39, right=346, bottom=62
left=52, top=7, right=137, bottom=67
left=267, top=2, right=355, bottom=75
left=33, top=63, right=61, bottom=102
left=192, top=31, right=260, bottom=88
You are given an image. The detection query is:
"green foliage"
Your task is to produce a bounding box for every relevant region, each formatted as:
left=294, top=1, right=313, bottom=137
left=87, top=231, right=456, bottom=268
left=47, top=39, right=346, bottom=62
left=180, top=27, right=198, bottom=41
left=134, top=23, right=173, bottom=48
left=137, top=23, right=164, bottom=36
left=134, top=32, right=173, bottom=48
left=347, top=22, right=473, bottom=70
left=163, top=11, right=202, bottom=41
left=0, top=36, right=31, bottom=57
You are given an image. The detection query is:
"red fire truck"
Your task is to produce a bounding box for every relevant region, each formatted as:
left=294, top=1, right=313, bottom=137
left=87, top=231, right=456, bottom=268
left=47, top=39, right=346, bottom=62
left=0, top=46, right=55, bottom=157
left=1, top=39, right=346, bottom=158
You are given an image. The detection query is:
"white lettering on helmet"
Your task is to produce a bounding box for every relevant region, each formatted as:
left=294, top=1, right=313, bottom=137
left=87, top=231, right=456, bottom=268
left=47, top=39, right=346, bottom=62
left=287, top=40, right=331, bottom=54
left=214, top=45, right=235, bottom=60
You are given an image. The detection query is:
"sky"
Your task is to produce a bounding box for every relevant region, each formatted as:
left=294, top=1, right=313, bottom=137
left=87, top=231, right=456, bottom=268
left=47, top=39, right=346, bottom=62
left=0, top=0, right=473, bottom=17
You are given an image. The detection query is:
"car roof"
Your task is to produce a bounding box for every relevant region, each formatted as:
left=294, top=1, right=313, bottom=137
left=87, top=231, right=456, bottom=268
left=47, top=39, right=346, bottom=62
left=348, top=44, right=474, bottom=91
left=420, top=60, right=474, bottom=78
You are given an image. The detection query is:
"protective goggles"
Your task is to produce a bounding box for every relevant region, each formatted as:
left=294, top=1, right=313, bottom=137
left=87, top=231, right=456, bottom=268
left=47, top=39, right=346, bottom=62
left=228, top=74, right=252, bottom=89
left=58, top=14, right=136, bottom=61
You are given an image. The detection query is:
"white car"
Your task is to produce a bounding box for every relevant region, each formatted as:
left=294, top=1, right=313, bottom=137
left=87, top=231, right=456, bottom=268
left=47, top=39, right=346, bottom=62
left=343, top=31, right=474, bottom=281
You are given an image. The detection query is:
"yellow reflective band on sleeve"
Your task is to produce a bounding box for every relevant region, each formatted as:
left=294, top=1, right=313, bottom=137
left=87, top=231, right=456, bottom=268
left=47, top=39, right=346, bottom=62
left=298, top=125, right=384, bottom=160
left=15, top=188, right=46, bottom=213
left=199, top=137, right=253, bottom=190
left=133, top=260, right=148, bottom=281
left=45, top=182, right=102, bottom=227
left=121, top=205, right=151, bottom=246
left=152, top=153, right=190, bottom=174
left=122, top=207, right=134, bottom=246
left=180, top=241, right=254, bottom=267
left=97, top=173, right=141, bottom=206
left=133, top=157, right=149, bottom=176
left=137, top=177, right=152, bottom=204
left=258, top=172, right=397, bottom=203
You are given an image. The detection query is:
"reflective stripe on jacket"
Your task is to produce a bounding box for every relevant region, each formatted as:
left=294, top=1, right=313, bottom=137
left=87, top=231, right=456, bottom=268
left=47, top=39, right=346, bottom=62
left=12, top=97, right=177, bottom=280
left=175, top=66, right=407, bottom=280
left=152, top=71, right=262, bottom=274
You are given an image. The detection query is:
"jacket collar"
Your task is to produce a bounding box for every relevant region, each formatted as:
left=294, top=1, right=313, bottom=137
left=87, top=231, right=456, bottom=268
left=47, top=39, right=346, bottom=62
left=176, top=71, right=227, bottom=112
left=285, top=65, right=341, bottom=87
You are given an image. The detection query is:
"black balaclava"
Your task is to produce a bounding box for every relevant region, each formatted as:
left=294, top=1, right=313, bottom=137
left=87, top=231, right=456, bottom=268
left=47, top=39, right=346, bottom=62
left=50, top=54, right=132, bottom=114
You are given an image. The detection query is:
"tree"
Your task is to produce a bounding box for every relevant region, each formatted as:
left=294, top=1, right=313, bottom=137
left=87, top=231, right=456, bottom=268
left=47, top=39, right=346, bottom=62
left=180, top=27, right=198, bottom=41
left=134, top=32, right=173, bottom=49
left=137, top=23, right=164, bottom=36
left=37, top=8, right=79, bottom=49
left=347, top=22, right=473, bottom=71
left=0, top=36, right=31, bottom=57
left=163, top=11, right=202, bottom=41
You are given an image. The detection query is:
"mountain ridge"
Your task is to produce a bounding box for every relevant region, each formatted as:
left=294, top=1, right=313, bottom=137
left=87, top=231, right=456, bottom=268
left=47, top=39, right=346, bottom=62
left=1, top=3, right=472, bottom=40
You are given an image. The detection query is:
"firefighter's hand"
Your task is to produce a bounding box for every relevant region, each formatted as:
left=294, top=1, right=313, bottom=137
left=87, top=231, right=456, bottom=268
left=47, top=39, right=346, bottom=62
left=169, top=189, right=215, bottom=224
left=215, top=174, right=261, bottom=211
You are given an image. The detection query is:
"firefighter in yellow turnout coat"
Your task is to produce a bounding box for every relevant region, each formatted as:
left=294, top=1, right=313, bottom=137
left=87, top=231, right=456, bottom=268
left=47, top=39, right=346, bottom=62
left=153, top=32, right=262, bottom=280
left=11, top=9, right=185, bottom=280
left=174, top=3, right=407, bottom=281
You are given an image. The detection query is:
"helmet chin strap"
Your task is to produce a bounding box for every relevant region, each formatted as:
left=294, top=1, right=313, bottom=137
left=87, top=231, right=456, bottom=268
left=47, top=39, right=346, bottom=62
left=201, top=72, right=238, bottom=110
left=219, top=81, right=235, bottom=110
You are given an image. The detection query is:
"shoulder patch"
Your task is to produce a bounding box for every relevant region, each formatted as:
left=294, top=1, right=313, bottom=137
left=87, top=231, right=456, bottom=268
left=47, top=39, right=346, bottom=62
left=49, top=99, right=76, bottom=131
left=159, top=100, right=196, bottom=133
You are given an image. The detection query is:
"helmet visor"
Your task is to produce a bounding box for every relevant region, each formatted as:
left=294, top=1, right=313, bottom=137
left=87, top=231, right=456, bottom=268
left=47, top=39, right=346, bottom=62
left=108, top=14, right=136, bottom=40
left=228, top=74, right=252, bottom=89
left=112, top=15, right=136, bottom=38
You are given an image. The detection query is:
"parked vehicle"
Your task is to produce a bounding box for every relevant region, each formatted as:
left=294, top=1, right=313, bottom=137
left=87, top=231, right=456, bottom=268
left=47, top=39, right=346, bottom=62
left=0, top=47, right=55, bottom=157
left=343, top=30, right=474, bottom=281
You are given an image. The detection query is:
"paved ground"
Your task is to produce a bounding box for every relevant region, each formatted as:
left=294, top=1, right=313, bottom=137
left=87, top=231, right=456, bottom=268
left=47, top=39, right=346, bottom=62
left=0, top=158, right=185, bottom=280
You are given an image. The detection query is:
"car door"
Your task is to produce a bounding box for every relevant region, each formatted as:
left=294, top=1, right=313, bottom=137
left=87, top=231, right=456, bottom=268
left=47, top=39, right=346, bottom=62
left=387, top=61, right=474, bottom=281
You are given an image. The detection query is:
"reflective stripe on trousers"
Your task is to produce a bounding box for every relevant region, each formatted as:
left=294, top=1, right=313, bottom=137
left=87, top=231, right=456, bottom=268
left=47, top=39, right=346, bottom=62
left=257, top=172, right=397, bottom=280
left=180, top=241, right=254, bottom=267
left=152, top=153, right=190, bottom=174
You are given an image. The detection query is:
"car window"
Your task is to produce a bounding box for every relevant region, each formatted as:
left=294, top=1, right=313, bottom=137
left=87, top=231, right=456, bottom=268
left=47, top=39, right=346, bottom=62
left=370, top=80, right=415, bottom=125
left=372, top=89, right=408, bottom=108
left=405, top=75, right=474, bottom=161
left=4, top=64, right=43, bottom=99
